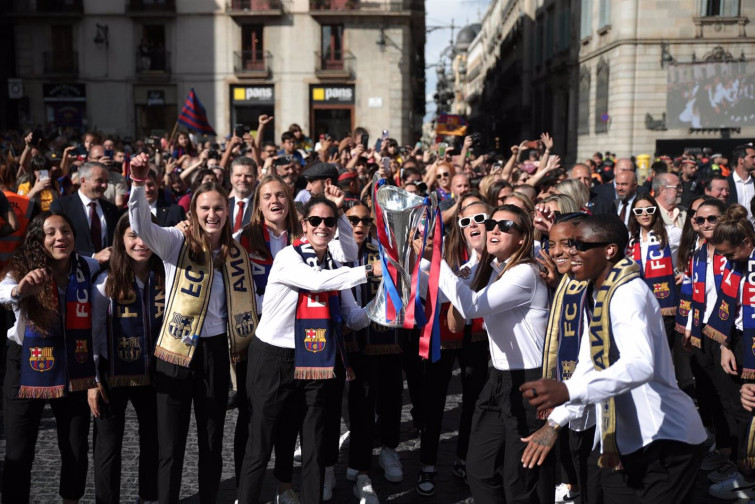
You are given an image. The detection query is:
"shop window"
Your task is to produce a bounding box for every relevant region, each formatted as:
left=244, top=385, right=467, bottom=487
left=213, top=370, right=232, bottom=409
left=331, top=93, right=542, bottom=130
left=321, top=25, right=344, bottom=70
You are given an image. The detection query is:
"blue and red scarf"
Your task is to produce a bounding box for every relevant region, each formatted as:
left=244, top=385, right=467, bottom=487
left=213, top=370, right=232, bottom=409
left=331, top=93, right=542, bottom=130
left=629, top=231, right=679, bottom=316
left=689, top=245, right=727, bottom=348
left=703, top=251, right=746, bottom=346
left=107, top=271, right=165, bottom=387
left=292, top=237, right=348, bottom=379
left=345, top=241, right=401, bottom=355
left=19, top=255, right=96, bottom=398
left=240, top=224, right=279, bottom=298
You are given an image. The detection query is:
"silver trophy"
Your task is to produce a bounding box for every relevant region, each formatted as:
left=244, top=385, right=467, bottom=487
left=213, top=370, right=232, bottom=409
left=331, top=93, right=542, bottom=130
left=366, top=183, right=438, bottom=327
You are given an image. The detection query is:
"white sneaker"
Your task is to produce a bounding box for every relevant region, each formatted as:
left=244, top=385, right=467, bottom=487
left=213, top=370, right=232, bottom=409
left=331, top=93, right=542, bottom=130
left=275, top=488, right=301, bottom=504
left=378, top=447, right=403, bottom=482
left=707, top=460, right=739, bottom=482
left=353, top=474, right=380, bottom=504
left=700, top=450, right=728, bottom=471
left=346, top=467, right=359, bottom=481
left=293, top=443, right=302, bottom=463
left=554, top=483, right=580, bottom=503
left=709, top=473, right=755, bottom=500
left=323, top=465, right=336, bottom=501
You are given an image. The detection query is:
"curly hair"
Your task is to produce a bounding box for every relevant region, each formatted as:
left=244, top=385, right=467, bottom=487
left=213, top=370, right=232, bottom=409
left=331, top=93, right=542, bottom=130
left=7, top=211, right=76, bottom=332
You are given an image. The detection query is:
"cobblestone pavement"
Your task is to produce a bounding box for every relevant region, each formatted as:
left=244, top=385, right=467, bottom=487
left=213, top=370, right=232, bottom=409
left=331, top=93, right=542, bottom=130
left=0, top=366, right=734, bottom=504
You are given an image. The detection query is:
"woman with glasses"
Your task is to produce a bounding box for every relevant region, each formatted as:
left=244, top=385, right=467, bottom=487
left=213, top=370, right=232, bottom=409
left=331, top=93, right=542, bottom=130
left=627, top=193, right=682, bottom=349
left=436, top=204, right=550, bottom=503
left=237, top=195, right=381, bottom=504
left=431, top=161, right=454, bottom=202
left=414, top=192, right=492, bottom=496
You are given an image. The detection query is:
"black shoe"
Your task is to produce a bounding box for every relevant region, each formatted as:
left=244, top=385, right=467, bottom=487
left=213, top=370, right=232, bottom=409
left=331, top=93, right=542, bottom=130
left=452, top=460, right=466, bottom=481
left=416, top=469, right=437, bottom=497
left=227, top=391, right=239, bottom=410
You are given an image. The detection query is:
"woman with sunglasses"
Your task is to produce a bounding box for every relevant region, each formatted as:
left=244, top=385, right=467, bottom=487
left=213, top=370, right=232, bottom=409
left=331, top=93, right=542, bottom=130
left=89, top=213, right=163, bottom=503
left=436, top=204, right=550, bottom=502
left=128, top=153, right=257, bottom=504
left=414, top=192, right=492, bottom=496
left=0, top=211, right=99, bottom=503
left=431, top=161, right=454, bottom=202
left=627, top=193, right=682, bottom=349
left=237, top=195, right=381, bottom=504
left=340, top=201, right=403, bottom=503
left=704, top=204, right=755, bottom=500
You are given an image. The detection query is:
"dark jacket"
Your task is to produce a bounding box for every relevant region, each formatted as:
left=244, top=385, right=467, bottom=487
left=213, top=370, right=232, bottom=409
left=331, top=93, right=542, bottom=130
left=155, top=200, right=186, bottom=228
left=49, top=192, right=122, bottom=256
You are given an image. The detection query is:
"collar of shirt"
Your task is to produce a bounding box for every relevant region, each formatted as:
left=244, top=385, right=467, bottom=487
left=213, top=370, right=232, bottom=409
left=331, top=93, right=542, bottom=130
left=733, top=170, right=752, bottom=184
left=78, top=189, right=97, bottom=208
left=659, top=204, right=679, bottom=222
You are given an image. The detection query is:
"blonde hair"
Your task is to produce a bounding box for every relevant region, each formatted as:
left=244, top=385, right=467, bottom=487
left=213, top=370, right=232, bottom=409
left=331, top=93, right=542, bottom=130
left=555, top=179, right=589, bottom=209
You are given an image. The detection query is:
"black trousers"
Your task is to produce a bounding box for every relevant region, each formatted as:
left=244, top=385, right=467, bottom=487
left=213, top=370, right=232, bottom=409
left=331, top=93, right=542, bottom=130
left=401, top=328, right=423, bottom=431
left=419, top=340, right=489, bottom=465
left=567, top=426, right=597, bottom=504
left=93, top=384, right=158, bottom=503
left=238, top=337, right=332, bottom=504
left=234, top=359, right=249, bottom=488
left=323, top=357, right=345, bottom=467
left=466, top=367, right=553, bottom=504
left=154, top=334, right=230, bottom=504
left=598, top=440, right=705, bottom=504
left=348, top=352, right=404, bottom=471
left=2, top=341, right=90, bottom=502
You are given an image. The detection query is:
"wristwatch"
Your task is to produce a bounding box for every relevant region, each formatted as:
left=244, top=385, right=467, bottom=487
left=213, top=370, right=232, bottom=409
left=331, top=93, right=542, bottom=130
left=365, top=264, right=374, bottom=278
left=547, top=418, right=562, bottom=432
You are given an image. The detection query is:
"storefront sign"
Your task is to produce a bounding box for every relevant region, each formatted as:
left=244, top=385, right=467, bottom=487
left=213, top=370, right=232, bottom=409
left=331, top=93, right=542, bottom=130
left=147, top=90, right=165, bottom=106
left=232, top=85, right=274, bottom=105
left=43, top=83, right=86, bottom=102
left=311, top=85, right=355, bottom=105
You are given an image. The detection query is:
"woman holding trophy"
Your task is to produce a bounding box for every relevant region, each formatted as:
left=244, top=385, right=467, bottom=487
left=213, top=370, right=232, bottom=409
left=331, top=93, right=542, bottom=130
left=436, top=204, right=550, bottom=503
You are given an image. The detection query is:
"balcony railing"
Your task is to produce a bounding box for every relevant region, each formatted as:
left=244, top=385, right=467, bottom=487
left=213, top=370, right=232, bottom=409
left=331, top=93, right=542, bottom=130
left=234, top=50, right=272, bottom=78
left=136, top=49, right=171, bottom=76
left=309, top=0, right=414, bottom=12
left=227, top=0, right=283, bottom=12
left=315, top=50, right=353, bottom=79
left=9, top=0, right=83, bottom=14
left=127, top=0, right=175, bottom=13
left=43, top=51, right=78, bottom=75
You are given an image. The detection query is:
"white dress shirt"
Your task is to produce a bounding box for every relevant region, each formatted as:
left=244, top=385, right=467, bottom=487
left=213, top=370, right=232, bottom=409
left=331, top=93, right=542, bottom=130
left=438, top=260, right=549, bottom=370
left=0, top=256, right=101, bottom=345
left=129, top=185, right=228, bottom=338
left=551, top=278, right=706, bottom=455
left=78, top=189, right=107, bottom=247
left=733, top=170, right=755, bottom=219
left=231, top=195, right=252, bottom=226
left=255, top=245, right=371, bottom=349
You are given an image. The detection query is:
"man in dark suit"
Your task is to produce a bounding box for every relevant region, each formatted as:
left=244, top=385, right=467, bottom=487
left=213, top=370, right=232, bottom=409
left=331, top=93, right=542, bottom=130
left=50, top=161, right=121, bottom=262
left=593, top=158, right=649, bottom=202
left=229, top=156, right=257, bottom=233
left=144, top=170, right=186, bottom=226
left=568, top=163, right=616, bottom=216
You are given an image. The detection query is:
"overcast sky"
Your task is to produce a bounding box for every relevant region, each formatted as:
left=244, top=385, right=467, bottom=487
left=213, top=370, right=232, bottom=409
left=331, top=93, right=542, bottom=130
left=424, top=0, right=490, bottom=123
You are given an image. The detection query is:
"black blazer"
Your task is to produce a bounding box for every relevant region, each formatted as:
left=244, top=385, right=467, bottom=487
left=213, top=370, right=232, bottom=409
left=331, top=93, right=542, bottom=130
left=49, top=192, right=122, bottom=256
left=726, top=173, right=740, bottom=207
left=593, top=181, right=649, bottom=202
left=229, top=196, right=253, bottom=228
left=155, top=200, right=186, bottom=227
left=587, top=190, right=617, bottom=217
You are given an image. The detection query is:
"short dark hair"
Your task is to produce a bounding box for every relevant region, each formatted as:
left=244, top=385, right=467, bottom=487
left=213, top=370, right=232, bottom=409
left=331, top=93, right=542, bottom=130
left=281, top=131, right=295, bottom=143
left=231, top=155, right=258, bottom=172
left=401, top=167, right=421, bottom=182
left=706, top=175, right=728, bottom=191
left=650, top=161, right=668, bottom=174
left=733, top=143, right=754, bottom=166
left=262, top=141, right=277, bottom=150
left=580, top=214, right=628, bottom=259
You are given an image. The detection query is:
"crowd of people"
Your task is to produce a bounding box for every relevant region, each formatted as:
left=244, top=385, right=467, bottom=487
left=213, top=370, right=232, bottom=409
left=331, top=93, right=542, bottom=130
left=0, top=119, right=754, bottom=504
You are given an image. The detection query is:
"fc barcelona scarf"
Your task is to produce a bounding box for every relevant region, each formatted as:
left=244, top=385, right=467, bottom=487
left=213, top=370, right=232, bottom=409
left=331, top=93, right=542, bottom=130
left=155, top=239, right=258, bottom=367
left=292, top=237, right=348, bottom=379
left=703, top=256, right=745, bottom=346
left=675, top=264, right=693, bottom=334
left=345, top=241, right=401, bottom=355
left=107, top=271, right=165, bottom=387
left=589, top=258, right=640, bottom=470
left=629, top=232, right=679, bottom=316
left=689, top=245, right=727, bottom=348
left=19, top=255, right=96, bottom=398
left=240, top=224, right=283, bottom=298
left=542, top=274, right=591, bottom=381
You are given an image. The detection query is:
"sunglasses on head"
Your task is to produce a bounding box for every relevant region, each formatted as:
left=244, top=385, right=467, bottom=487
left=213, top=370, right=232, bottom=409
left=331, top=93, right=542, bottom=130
left=303, top=216, right=337, bottom=228
left=484, top=219, right=522, bottom=233
left=437, top=172, right=450, bottom=179
left=458, top=213, right=488, bottom=228
left=567, top=238, right=611, bottom=251
left=347, top=216, right=374, bottom=227
left=632, top=206, right=657, bottom=216
left=693, top=215, right=718, bottom=225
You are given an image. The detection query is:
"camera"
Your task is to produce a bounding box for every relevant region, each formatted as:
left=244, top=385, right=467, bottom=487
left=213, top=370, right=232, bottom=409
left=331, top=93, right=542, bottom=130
left=361, top=133, right=369, bottom=149
left=234, top=123, right=246, bottom=138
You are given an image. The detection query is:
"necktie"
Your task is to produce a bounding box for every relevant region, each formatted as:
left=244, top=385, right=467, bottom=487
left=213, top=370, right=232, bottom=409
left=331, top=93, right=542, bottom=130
left=89, top=201, right=102, bottom=251
left=234, top=200, right=245, bottom=233
left=618, top=200, right=626, bottom=223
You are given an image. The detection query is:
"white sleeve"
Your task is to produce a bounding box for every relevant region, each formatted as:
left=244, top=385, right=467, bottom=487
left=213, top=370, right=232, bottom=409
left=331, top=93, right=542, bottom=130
left=437, top=260, right=536, bottom=319
left=269, top=246, right=368, bottom=293
left=328, top=214, right=358, bottom=263
left=340, top=288, right=369, bottom=330
left=92, top=275, right=109, bottom=383
left=128, top=185, right=184, bottom=263
left=0, top=273, right=18, bottom=305
left=667, top=226, right=682, bottom=271
left=565, top=283, right=655, bottom=405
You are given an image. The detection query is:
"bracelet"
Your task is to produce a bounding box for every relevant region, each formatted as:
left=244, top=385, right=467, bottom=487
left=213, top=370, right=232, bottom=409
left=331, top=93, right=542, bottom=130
left=131, top=177, right=147, bottom=183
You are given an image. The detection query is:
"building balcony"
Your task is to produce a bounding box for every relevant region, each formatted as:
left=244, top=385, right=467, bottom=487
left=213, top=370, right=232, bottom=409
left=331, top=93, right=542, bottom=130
left=234, top=50, right=272, bottom=79
left=226, top=0, right=284, bottom=16
left=315, top=50, right=354, bottom=80
left=309, top=0, right=413, bottom=15
left=126, top=0, right=175, bottom=15
left=8, top=0, right=83, bottom=15
left=43, top=52, right=78, bottom=76
left=136, top=49, right=171, bottom=80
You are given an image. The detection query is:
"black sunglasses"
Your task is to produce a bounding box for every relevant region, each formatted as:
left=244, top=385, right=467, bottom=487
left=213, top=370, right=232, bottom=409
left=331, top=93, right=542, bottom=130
left=347, top=216, right=374, bottom=227
left=458, top=213, right=488, bottom=228
left=567, top=239, right=611, bottom=251
left=693, top=215, right=718, bottom=225
left=303, top=216, right=337, bottom=228
left=437, top=172, right=451, bottom=179
left=484, top=219, right=522, bottom=233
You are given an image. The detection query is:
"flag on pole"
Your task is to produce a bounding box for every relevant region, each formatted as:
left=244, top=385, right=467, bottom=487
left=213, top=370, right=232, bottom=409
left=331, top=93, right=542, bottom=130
left=177, top=88, right=216, bottom=136
left=435, top=113, right=468, bottom=137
